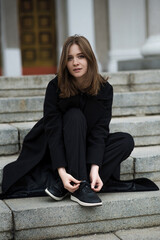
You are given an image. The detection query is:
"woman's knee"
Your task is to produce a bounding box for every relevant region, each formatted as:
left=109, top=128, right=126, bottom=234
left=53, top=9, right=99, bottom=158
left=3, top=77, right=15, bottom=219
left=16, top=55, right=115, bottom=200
left=63, top=108, right=87, bottom=129
left=120, top=132, right=135, bottom=153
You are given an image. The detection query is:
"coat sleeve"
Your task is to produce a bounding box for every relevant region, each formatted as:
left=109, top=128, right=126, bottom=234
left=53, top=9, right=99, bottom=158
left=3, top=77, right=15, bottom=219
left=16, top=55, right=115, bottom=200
left=43, top=79, right=67, bottom=170
left=86, top=83, right=113, bottom=167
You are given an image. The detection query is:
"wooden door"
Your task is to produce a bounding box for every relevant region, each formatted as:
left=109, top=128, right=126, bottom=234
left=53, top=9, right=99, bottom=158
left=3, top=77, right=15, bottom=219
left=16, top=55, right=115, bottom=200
left=18, top=0, right=57, bottom=75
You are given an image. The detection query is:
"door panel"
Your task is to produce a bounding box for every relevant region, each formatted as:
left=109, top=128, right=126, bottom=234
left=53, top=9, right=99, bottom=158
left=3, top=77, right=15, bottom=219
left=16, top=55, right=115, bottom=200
left=18, top=0, right=57, bottom=75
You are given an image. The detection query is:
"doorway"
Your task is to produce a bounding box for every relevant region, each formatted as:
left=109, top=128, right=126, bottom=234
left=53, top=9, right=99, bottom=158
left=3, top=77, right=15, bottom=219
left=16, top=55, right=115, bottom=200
left=18, top=0, right=57, bottom=75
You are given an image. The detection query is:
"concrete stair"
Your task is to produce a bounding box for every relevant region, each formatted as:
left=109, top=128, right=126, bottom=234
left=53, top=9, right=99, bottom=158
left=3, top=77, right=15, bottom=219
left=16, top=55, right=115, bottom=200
left=1, top=70, right=160, bottom=98
left=0, top=90, right=160, bottom=123
left=1, top=183, right=160, bottom=240
left=0, top=75, right=52, bottom=97
left=0, top=115, right=160, bottom=156
left=0, top=70, right=160, bottom=239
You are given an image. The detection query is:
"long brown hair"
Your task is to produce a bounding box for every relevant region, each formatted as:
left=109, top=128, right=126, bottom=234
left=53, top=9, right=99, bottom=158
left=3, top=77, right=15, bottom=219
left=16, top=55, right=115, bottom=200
left=58, top=35, right=106, bottom=98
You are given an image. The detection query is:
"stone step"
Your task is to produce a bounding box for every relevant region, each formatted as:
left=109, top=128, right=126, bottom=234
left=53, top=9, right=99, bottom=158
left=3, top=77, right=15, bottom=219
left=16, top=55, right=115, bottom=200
left=0, top=70, right=160, bottom=98
left=110, top=115, right=160, bottom=146
left=131, top=146, right=160, bottom=181
left=58, top=226, right=160, bottom=240
left=0, top=124, right=19, bottom=156
left=106, top=70, right=160, bottom=92
left=112, top=90, right=160, bottom=117
left=0, top=116, right=160, bottom=156
left=0, top=96, right=44, bottom=123
left=0, top=200, right=12, bottom=240
left=0, top=146, right=160, bottom=193
left=0, top=75, right=53, bottom=97
left=1, top=182, right=160, bottom=239
left=0, top=90, right=160, bottom=123
left=8, top=116, right=160, bottom=147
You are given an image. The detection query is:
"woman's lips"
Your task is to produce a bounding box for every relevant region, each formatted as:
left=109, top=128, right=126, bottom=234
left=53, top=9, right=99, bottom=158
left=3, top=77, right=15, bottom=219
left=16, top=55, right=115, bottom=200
left=73, top=68, right=82, bottom=72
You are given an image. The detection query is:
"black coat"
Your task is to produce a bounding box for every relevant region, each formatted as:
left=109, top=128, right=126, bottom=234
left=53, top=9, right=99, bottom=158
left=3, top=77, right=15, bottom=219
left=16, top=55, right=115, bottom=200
left=1, top=76, right=113, bottom=198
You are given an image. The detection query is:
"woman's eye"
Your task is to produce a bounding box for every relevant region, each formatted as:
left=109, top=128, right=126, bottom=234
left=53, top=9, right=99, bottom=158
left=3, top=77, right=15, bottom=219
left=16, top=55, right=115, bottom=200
left=67, top=57, right=73, bottom=61
left=78, top=55, right=85, bottom=59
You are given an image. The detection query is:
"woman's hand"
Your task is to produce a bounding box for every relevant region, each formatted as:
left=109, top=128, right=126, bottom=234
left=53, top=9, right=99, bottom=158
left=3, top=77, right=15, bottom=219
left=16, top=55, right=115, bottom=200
left=90, top=164, right=103, bottom=192
left=58, top=168, right=81, bottom=193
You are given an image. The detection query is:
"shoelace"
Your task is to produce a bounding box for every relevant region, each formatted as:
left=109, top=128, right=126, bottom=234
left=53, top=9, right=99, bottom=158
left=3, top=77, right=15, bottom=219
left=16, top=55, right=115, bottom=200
left=80, top=181, right=93, bottom=193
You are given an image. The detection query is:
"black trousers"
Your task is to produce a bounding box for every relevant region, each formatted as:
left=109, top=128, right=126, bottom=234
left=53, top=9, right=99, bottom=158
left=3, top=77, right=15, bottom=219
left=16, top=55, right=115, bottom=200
left=63, top=108, right=134, bottom=186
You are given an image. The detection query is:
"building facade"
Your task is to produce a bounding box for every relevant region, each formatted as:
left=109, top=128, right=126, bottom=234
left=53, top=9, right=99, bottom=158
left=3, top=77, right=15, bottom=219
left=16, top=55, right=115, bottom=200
left=0, top=0, right=160, bottom=76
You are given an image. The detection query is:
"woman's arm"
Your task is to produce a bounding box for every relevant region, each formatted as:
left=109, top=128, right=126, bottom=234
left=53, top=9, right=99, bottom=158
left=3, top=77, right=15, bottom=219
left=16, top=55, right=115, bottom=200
left=44, top=79, right=81, bottom=191
left=43, top=78, right=66, bottom=170
left=90, top=164, right=103, bottom=192
left=58, top=167, right=81, bottom=192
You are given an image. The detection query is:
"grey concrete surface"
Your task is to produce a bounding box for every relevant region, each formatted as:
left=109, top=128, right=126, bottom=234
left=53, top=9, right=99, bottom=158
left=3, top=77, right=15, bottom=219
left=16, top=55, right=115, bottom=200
left=1, top=70, right=160, bottom=98
left=116, top=226, right=160, bottom=240
left=0, top=145, right=19, bottom=156
left=129, top=70, right=160, bottom=84
left=0, top=70, right=160, bottom=239
left=134, top=135, right=160, bottom=146
left=0, top=112, right=43, bottom=123
left=49, top=233, right=120, bottom=240
left=0, top=89, right=46, bottom=98
left=0, top=124, right=19, bottom=155
left=110, top=116, right=160, bottom=137
left=6, top=192, right=158, bottom=229
left=0, top=200, right=12, bottom=237
left=0, top=91, right=159, bottom=117
left=1, top=115, right=159, bottom=147
left=0, top=232, right=13, bottom=240
left=11, top=122, right=36, bottom=145
left=120, top=156, right=133, bottom=174
left=58, top=226, right=160, bottom=240
left=6, top=209, right=160, bottom=240
left=135, top=172, right=160, bottom=181
left=132, top=146, right=160, bottom=173
left=0, top=124, right=18, bottom=145
left=120, top=173, right=133, bottom=180
left=0, top=96, right=44, bottom=113
left=113, top=91, right=160, bottom=107
left=131, top=146, right=160, bottom=181
left=113, top=93, right=160, bottom=116
left=0, top=75, right=52, bottom=89
left=118, top=57, right=160, bottom=72
left=113, top=105, right=160, bottom=117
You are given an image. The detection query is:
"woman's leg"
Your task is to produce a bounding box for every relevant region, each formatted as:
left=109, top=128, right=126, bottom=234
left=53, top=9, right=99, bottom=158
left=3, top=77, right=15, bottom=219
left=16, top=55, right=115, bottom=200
left=99, top=132, right=134, bottom=185
left=63, top=108, right=88, bottom=181
left=63, top=108, right=102, bottom=206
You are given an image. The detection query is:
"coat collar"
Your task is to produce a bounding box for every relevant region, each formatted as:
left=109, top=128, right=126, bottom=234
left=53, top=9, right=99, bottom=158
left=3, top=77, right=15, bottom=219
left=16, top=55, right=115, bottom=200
left=55, top=76, right=107, bottom=132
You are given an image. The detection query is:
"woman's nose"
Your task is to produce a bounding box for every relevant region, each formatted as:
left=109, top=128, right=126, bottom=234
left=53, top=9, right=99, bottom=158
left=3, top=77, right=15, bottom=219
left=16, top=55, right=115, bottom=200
left=73, top=57, right=79, bottom=65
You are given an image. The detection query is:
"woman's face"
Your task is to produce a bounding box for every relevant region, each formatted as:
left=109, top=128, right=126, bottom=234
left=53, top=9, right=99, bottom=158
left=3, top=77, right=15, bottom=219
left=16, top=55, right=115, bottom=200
left=66, top=44, right=88, bottom=82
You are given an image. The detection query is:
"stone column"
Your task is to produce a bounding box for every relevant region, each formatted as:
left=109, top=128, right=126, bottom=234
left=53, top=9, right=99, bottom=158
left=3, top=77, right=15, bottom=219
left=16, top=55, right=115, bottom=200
left=1, top=0, right=22, bottom=76
left=141, top=0, right=160, bottom=57
left=0, top=1, right=2, bottom=75
left=94, top=0, right=109, bottom=71
left=55, top=0, right=68, bottom=61
left=66, top=0, right=96, bottom=52
left=108, top=0, right=146, bottom=72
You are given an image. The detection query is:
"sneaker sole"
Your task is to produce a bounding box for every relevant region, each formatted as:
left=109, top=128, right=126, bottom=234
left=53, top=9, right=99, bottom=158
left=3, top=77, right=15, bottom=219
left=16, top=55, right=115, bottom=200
left=70, top=195, right=102, bottom=207
left=45, top=188, right=68, bottom=201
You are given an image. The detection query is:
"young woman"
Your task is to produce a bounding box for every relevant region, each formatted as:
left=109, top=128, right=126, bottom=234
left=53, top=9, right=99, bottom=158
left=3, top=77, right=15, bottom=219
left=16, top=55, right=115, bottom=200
left=0, top=35, right=158, bottom=206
